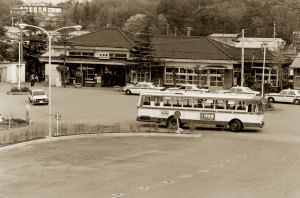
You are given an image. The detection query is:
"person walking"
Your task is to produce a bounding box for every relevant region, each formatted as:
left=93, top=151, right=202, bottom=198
left=30, top=74, right=36, bottom=87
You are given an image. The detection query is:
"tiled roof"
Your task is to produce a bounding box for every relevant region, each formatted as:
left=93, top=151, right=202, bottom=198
left=151, top=36, right=233, bottom=60
left=210, top=40, right=275, bottom=62
left=69, top=28, right=134, bottom=48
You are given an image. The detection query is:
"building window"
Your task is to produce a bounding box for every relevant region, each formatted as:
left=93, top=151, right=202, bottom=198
left=254, top=68, right=278, bottom=87
left=209, top=69, right=223, bottom=87
left=69, top=51, right=94, bottom=57
left=165, top=66, right=207, bottom=86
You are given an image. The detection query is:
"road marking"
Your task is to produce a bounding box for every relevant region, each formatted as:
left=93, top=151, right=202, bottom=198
left=198, top=169, right=210, bottom=173
left=112, top=193, right=125, bottom=197
left=214, top=164, right=224, bottom=167
left=237, top=155, right=248, bottom=158
left=162, top=180, right=175, bottom=184
left=181, top=174, right=193, bottom=178
left=138, top=186, right=150, bottom=190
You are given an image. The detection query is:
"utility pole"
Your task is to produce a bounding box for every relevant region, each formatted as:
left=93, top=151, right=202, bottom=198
left=273, top=21, right=276, bottom=38
left=241, top=29, right=244, bottom=87
left=167, top=24, right=169, bottom=36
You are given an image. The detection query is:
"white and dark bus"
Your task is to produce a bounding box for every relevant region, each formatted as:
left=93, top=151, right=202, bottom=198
left=136, top=92, right=265, bottom=132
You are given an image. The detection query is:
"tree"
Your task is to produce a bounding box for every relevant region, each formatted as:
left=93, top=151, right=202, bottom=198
left=128, top=16, right=161, bottom=82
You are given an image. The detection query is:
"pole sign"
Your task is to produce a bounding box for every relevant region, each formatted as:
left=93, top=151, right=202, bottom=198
left=174, top=111, right=181, bottom=119
left=55, top=113, right=61, bottom=121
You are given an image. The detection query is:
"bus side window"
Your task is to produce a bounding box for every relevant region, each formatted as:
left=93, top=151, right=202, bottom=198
left=172, top=97, right=182, bottom=107
left=194, top=99, right=203, bottom=108
left=216, top=100, right=225, bottom=109
left=183, top=98, right=192, bottom=108
left=237, top=101, right=246, bottom=111
left=163, top=97, right=171, bottom=106
left=151, top=96, right=162, bottom=106
left=226, top=100, right=235, bottom=110
left=248, top=104, right=252, bottom=112
left=204, top=99, right=214, bottom=109
left=142, top=96, right=151, bottom=106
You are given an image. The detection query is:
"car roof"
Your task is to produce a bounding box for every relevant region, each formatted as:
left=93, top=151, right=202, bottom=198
left=32, top=89, right=45, bottom=92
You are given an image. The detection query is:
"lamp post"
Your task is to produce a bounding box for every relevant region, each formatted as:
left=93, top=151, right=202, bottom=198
left=18, top=23, right=82, bottom=137
left=261, top=43, right=268, bottom=97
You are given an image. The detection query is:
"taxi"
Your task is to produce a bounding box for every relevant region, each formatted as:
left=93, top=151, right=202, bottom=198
left=28, top=89, right=49, bottom=105
left=265, top=89, right=300, bottom=105
left=122, top=82, right=165, bottom=95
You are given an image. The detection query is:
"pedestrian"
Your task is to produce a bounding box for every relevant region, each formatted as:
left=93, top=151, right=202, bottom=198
left=30, top=74, right=35, bottom=87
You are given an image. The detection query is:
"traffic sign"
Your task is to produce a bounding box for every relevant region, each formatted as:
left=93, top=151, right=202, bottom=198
left=174, top=111, right=181, bottom=119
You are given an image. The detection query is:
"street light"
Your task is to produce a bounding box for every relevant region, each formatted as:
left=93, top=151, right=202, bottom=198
left=261, top=43, right=268, bottom=97
left=10, top=40, right=29, bottom=90
left=18, top=23, right=82, bottom=137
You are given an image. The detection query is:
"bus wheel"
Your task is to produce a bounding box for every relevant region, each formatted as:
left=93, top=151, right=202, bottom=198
left=294, top=99, right=300, bottom=105
left=167, top=117, right=180, bottom=129
left=230, top=119, right=242, bottom=132
left=125, top=90, right=132, bottom=95
left=268, top=97, right=274, bottom=103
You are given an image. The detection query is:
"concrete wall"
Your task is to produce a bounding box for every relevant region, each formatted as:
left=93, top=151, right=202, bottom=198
left=45, top=63, right=60, bottom=86
left=0, top=63, right=25, bottom=83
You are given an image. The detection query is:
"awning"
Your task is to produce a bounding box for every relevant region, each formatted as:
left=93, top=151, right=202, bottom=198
left=290, top=52, right=300, bottom=68
left=204, top=65, right=230, bottom=70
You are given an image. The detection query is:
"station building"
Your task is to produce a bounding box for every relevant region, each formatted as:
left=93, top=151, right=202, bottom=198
left=39, top=27, right=282, bottom=91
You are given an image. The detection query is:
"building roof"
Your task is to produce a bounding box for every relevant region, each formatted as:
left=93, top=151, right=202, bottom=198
left=209, top=33, right=239, bottom=38
left=68, top=28, right=134, bottom=49
left=290, top=52, right=300, bottom=68
left=151, top=36, right=234, bottom=60
left=211, top=40, right=275, bottom=62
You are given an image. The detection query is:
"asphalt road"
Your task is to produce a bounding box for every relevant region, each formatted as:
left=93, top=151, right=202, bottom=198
left=1, top=83, right=300, bottom=198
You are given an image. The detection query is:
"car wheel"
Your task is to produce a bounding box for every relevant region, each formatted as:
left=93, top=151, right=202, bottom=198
left=166, top=117, right=181, bottom=129
left=267, top=97, right=274, bottom=103
left=294, top=99, right=300, bottom=105
left=230, top=119, right=242, bottom=132
left=125, top=89, right=132, bottom=95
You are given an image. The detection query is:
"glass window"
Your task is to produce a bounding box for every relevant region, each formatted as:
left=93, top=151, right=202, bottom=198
left=288, top=91, right=295, bottom=95
left=237, top=101, right=247, bottom=111
left=215, top=100, right=225, bottom=109
left=163, top=97, right=171, bottom=106
left=183, top=98, right=193, bottom=107
left=166, top=68, right=173, bottom=73
left=142, top=96, right=151, bottom=106
left=280, top=91, right=287, bottom=95
left=172, top=97, right=182, bottom=107
left=226, top=100, right=236, bottom=110
left=136, top=84, right=142, bottom=88
left=194, top=99, right=203, bottom=108
left=180, top=68, right=186, bottom=73
left=203, top=99, right=214, bottom=109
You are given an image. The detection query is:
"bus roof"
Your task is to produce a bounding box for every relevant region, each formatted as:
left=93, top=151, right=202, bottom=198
left=140, top=91, right=262, bottom=101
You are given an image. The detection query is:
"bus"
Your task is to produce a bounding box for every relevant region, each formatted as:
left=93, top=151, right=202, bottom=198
left=136, top=92, right=265, bottom=132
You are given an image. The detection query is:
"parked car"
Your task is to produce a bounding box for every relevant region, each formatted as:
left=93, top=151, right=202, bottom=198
left=216, top=86, right=260, bottom=96
left=166, top=84, right=209, bottom=93
left=265, top=89, right=300, bottom=105
left=122, top=82, right=165, bottom=95
left=28, top=89, right=48, bottom=105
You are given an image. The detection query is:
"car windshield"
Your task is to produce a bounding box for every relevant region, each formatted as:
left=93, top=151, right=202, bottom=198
left=33, top=91, right=46, bottom=96
left=295, top=90, right=300, bottom=95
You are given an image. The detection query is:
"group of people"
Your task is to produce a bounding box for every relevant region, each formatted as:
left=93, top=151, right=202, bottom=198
left=30, top=74, right=39, bottom=87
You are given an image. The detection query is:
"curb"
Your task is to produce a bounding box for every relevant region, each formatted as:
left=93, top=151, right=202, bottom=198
left=0, top=132, right=202, bottom=152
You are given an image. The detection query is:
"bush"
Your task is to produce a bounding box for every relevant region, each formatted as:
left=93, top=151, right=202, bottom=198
left=10, top=86, right=30, bottom=92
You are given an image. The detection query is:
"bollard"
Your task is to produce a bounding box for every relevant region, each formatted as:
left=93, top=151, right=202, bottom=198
left=26, top=104, right=30, bottom=122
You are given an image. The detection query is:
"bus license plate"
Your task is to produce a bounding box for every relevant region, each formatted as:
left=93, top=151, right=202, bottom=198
left=200, top=113, right=215, bottom=121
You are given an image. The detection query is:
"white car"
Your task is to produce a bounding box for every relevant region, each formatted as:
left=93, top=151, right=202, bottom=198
left=122, top=82, right=165, bottom=95
left=216, top=86, right=260, bottom=96
left=265, top=89, right=300, bottom=105
left=28, top=89, right=48, bottom=105
left=166, top=84, right=209, bottom=93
